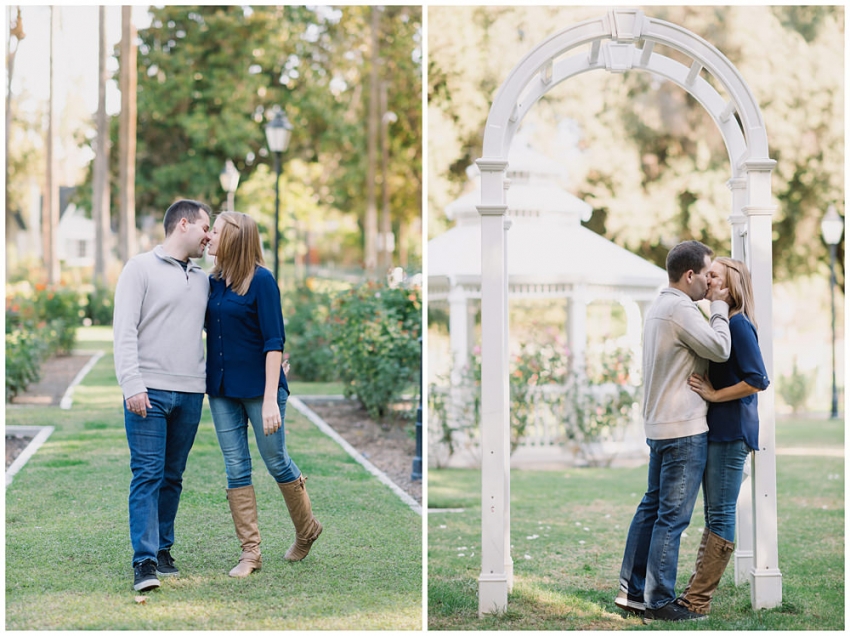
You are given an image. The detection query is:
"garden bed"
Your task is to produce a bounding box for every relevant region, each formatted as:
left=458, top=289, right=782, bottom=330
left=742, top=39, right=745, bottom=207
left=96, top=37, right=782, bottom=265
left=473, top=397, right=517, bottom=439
left=5, top=435, right=32, bottom=469
left=8, top=352, right=93, bottom=406
left=301, top=397, right=422, bottom=505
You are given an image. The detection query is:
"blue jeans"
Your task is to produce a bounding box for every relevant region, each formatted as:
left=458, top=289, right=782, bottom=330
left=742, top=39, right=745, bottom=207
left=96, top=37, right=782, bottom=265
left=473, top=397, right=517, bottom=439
left=703, top=440, right=751, bottom=542
left=619, top=432, right=708, bottom=609
left=124, top=389, right=203, bottom=566
left=208, top=387, right=301, bottom=489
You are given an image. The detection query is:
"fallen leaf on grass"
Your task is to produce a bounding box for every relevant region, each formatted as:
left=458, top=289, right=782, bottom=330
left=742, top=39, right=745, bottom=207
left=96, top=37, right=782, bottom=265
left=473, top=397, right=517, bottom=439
left=135, top=596, right=147, bottom=604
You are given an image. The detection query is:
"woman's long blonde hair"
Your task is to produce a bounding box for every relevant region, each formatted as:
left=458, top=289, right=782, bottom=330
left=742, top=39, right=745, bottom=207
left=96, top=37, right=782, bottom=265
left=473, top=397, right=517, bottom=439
left=715, top=257, right=757, bottom=329
left=211, top=211, right=266, bottom=296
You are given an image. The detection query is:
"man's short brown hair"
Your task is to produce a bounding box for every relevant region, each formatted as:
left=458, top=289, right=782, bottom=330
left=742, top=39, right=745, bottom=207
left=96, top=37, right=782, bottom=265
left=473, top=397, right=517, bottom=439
left=666, top=240, right=714, bottom=283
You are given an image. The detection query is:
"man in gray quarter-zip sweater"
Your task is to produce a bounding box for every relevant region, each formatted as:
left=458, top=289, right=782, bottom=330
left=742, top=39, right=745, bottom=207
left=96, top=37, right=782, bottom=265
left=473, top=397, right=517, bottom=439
left=615, top=240, right=732, bottom=623
left=113, top=199, right=212, bottom=593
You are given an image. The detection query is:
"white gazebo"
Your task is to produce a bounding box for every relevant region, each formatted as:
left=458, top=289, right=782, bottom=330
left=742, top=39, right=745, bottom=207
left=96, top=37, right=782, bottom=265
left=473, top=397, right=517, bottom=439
left=474, top=9, right=781, bottom=617
left=430, top=135, right=667, bottom=390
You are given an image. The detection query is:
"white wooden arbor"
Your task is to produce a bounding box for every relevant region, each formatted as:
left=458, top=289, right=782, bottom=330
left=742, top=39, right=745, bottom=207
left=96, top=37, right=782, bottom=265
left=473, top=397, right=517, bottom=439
left=477, top=9, right=781, bottom=616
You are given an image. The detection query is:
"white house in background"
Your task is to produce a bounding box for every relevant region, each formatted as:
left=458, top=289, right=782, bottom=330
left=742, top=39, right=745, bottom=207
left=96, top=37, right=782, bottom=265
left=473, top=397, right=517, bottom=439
left=57, top=202, right=96, bottom=267
left=7, top=184, right=115, bottom=270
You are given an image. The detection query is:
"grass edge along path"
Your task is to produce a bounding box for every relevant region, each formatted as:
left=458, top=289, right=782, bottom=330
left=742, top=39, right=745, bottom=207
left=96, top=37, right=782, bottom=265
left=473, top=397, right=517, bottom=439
left=6, top=327, right=423, bottom=630
left=428, top=416, right=844, bottom=631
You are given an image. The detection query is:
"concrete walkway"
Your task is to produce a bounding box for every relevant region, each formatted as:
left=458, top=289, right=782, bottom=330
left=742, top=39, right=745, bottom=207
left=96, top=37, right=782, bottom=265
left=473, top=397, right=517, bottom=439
left=775, top=446, right=844, bottom=457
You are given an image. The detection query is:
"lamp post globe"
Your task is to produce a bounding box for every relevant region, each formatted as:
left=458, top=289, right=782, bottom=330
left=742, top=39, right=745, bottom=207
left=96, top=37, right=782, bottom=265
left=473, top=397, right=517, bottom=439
left=820, top=205, right=844, bottom=419
left=264, top=109, right=293, bottom=283
left=219, top=159, right=240, bottom=211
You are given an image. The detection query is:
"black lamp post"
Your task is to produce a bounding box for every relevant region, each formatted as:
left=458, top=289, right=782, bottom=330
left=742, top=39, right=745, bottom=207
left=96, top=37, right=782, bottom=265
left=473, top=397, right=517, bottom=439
left=411, top=336, right=422, bottom=481
left=820, top=205, right=844, bottom=419
left=264, top=108, right=292, bottom=282
left=219, top=159, right=240, bottom=211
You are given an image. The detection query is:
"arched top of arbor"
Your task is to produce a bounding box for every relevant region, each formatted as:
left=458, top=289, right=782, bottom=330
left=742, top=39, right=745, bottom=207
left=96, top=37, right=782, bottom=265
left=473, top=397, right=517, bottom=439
left=481, top=9, right=772, bottom=177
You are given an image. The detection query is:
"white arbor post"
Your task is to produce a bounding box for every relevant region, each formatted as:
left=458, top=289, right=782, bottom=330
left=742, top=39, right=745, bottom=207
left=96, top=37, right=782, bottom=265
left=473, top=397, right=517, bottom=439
left=744, top=159, right=782, bottom=608
left=476, top=9, right=781, bottom=614
left=477, top=159, right=512, bottom=616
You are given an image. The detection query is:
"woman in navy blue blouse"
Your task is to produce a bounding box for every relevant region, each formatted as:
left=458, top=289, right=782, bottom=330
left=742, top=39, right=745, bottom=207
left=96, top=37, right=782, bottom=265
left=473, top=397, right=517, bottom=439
left=678, top=257, right=769, bottom=615
left=206, top=211, right=321, bottom=577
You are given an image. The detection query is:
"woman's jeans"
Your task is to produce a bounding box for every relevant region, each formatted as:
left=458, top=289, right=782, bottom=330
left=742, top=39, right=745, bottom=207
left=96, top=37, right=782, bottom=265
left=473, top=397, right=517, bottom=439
left=619, top=432, right=707, bottom=610
left=124, top=389, right=203, bottom=567
left=209, top=387, right=301, bottom=489
left=703, top=440, right=751, bottom=542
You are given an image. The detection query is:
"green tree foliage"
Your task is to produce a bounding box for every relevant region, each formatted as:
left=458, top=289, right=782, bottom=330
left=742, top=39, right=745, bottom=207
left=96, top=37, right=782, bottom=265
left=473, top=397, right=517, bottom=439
left=76, top=5, right=421, bottom=267
left=429, top=6, right=844, bottom=289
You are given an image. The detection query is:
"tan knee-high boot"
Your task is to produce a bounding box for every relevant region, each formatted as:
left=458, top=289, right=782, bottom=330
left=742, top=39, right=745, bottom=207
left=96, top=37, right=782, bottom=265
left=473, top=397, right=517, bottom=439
left=681, top=527, right=710, bottom=599
left=679, top=530, right=735, bottom=615
left=226, top=485, right=262, bottom=577
left=278, top=475, right=322, bottom=561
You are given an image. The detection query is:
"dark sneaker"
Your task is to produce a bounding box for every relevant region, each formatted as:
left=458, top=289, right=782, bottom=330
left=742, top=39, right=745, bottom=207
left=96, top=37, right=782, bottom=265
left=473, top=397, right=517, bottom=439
left=643, top=600, right=707, bottom=623
left=133, top=559, right=161, bottom=592
left=156, top=549, right=179, bottom=577
left=615, top=589, right=645, bottom=615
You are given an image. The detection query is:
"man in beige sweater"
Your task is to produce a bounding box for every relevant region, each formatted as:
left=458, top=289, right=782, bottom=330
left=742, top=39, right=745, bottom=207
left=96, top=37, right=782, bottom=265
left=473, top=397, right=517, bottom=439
left=113, top=199, right=211, bottom=592
left=615, top=240, right=731, bottom=623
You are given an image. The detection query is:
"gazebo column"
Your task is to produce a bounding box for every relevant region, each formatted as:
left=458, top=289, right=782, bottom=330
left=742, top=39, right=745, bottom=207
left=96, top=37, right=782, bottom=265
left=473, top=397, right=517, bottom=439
left=623, top=299, right=642, bottom=344
left=476, top=158, right=512, bottom=616
left=727, top=175, right=754, bottom=585
left=623, top=299, right=643, bottom=368
left=743, top=159, right=782, bottom=609
left=448, top=283, right=475, bottom=459
left=448, top=282, right=474, bottom=385
left=566, top=285, right=588, bottom=372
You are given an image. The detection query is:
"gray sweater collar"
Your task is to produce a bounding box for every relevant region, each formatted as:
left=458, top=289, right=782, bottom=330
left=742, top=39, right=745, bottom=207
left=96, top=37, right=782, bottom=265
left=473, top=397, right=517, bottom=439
left=153, top=244, right=202, bottom=272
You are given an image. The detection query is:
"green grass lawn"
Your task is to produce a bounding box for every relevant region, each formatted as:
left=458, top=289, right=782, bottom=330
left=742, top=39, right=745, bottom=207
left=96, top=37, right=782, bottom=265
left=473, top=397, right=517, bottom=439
left=288, top=381, right=347, bottom=396
left=428, top=416, right=844, bottom=630
left=6, top=327, right=422, bottom=630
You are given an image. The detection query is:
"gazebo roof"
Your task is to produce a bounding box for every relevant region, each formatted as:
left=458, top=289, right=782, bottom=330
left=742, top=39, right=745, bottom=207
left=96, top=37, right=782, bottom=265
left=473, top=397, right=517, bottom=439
left=430, top=135, right=667, bottom=297
left=447, top=182, right=592, bottom=224
left=428, top=214, right=667, bottom=291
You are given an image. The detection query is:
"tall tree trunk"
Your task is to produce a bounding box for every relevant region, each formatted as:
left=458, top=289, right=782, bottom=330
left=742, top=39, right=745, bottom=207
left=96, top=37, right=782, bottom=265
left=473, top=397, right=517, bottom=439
left=379, top=80, right=393, bottom=273
left=119, top=6, right=137, bottom=263
left=364, top=6, right=380, bottom=276
left=44, top=6, right=59, bottom=283
left=92, top=6, right=111, bottom=285
left=6, top=6, right=24, bottom=273
left=398, top=218, right=408, bottom=270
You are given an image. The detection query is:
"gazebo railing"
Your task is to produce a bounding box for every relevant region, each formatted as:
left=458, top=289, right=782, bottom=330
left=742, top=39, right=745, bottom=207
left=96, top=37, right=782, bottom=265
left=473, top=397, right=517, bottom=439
left=429, top=381, right=643, bottom=468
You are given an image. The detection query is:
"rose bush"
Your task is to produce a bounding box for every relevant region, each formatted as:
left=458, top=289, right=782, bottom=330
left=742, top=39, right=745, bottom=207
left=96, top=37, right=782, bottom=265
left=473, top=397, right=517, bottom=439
left=328, top=280, right=421, bottom=420
left=5, top=282, right=85, bottom=400
left=430, top=330, right=639, bottom=463
left=281, top=282, right=338, bottom=382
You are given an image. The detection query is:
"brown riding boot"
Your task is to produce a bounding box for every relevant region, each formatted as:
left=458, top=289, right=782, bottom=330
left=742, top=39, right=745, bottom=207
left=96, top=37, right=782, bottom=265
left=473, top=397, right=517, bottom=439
left=226, top=485, right=262, bottom=577
left=278, top=475, right=323, bottom=561
left=678, top=530, right=735, bottom=615
left=681, top=527, right=710, bottom=599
